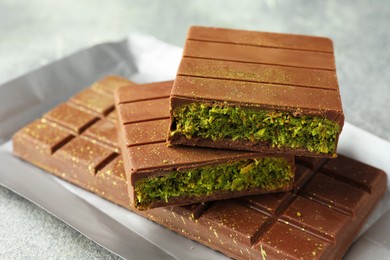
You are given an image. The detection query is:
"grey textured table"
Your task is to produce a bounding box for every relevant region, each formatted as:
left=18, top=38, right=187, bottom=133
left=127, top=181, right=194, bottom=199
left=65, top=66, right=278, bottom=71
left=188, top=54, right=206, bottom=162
left=0, top=0, right=389, bottom=259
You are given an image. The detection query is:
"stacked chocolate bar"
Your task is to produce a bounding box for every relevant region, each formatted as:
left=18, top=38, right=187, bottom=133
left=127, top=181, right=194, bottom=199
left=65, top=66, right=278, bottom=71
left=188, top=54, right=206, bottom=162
left=115, top=82, right=295, bottom=210
left=12, top=26, right=387, bottom=259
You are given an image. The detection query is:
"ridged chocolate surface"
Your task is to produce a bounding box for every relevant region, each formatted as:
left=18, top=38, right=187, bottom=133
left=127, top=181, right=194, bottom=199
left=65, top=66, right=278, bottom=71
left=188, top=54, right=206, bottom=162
left=169, top=26, right=344, bottom=155
left=12, top=76, right=133, bottom=207
left=12, top=79, right=387, bottom=259
left=115, top=82, right=295, bottom=209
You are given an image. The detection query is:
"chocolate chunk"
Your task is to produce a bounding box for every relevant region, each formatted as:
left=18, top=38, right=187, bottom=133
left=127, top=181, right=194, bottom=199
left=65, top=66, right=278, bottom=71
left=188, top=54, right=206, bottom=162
left=115, top=82, right=295, bottom=210
left=168, top=26, right=344, bottom=157
left=12, top=76, right=387, bottom=259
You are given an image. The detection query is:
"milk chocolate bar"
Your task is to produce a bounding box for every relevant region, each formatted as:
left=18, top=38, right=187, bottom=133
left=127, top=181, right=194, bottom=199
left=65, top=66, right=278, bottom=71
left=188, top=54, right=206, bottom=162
left=115, top=82, right=295, bottom=210
left=168, top=26, right=344, bottom=157
left=12, top=77, right=386, bottom=259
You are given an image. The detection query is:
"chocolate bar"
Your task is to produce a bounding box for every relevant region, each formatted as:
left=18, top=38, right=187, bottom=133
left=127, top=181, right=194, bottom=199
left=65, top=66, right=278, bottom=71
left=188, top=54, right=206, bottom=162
left=12, top=76, right=387, bottom=259
left=168, top=26, right=344, bottom=157
left=115, top=82, right=295, bottom=210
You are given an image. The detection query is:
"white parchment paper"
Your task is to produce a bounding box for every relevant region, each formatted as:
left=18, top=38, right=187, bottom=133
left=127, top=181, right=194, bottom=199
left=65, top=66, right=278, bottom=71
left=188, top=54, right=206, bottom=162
left=0, top=34, right=389, bottom=259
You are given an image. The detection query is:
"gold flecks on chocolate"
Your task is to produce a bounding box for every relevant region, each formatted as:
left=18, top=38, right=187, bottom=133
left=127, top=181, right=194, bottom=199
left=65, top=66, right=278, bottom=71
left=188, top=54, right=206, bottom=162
left=96, top=155, right=125, bottom=181
left=44, top=103, right=98, bottom=134
left=83, top=119, right=118, bottom=150
left=53, top=137, right=115, bottom=175
left=18, top=119, right=74, bottom=155
left=179, top=57, right=338, bottom=90
left=91, top=75, right=135, bottom=95
left=181, top=216, right=186, bottom=225
left=70, top=88, right=114, bottom=115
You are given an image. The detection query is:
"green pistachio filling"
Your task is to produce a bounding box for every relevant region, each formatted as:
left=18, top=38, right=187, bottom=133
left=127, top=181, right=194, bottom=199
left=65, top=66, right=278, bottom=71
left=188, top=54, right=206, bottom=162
left=171, top=103, right=341, bottom=155
left=135, top=157, right=293, bottom=209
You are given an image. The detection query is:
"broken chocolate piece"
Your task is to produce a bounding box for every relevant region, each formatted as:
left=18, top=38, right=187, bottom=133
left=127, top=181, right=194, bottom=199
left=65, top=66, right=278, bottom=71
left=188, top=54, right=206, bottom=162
left=168, top=26, right=344, bottom=157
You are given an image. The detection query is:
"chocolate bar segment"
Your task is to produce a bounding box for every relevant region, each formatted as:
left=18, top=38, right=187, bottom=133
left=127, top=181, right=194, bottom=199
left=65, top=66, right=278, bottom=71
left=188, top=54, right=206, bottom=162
left=12, top=76, right=387, bottom=259
left=115, top=82, right=295, bottom=210
left=12, top=76, right=132, bottom=207
left=169, top=26, right=344, bottom=157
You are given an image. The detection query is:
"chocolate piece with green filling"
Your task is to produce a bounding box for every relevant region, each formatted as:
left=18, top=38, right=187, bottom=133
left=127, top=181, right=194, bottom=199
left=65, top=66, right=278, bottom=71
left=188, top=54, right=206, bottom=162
left=115, top=81, right=295, bottom=210
left=168, top=26, right=344, bottom=157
